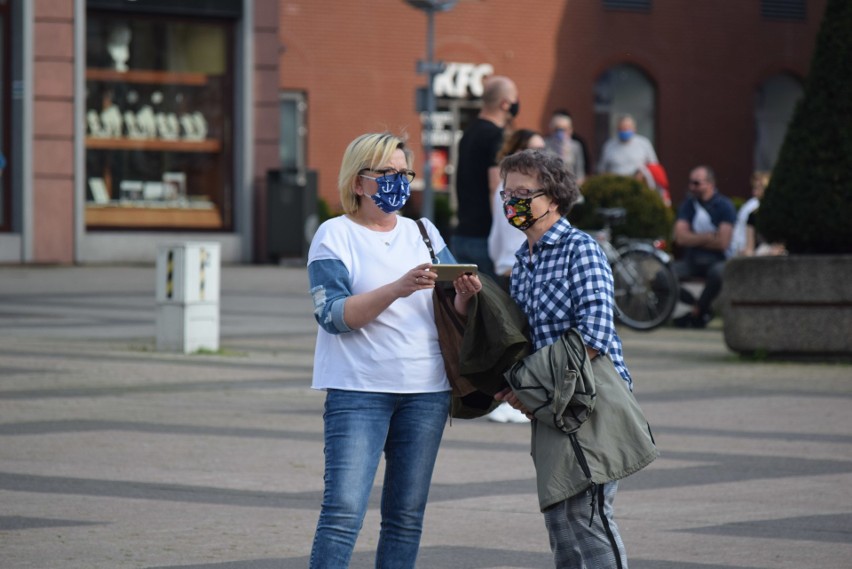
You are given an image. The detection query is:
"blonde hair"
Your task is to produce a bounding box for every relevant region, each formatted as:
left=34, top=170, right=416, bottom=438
left=338, top=133, right=409, bottom=215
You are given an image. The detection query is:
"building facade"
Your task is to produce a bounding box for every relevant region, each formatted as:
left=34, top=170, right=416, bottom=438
left=279, top=0, right=825, bottom=223
left=0, top=0, right=828, bottom=264
left=0, top=0, right=279, bottom=264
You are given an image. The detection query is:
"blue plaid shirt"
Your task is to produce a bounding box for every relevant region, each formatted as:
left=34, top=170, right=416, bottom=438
left=510, top=217, right=633, bottom=389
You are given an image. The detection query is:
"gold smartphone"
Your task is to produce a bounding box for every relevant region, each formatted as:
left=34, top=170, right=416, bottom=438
left=430, top=264, right=478, bottom=282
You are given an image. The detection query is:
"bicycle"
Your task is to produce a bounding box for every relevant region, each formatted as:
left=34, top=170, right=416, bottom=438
left=588, top=207, right=679, bottom=331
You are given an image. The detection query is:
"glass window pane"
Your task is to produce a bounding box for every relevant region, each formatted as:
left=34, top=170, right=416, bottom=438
left=754, top=73, right=804, bottom=171
left=0, top=10, right=7, bottom=229
left=594, top=64, right=656, bottom=156
left=279, top=98, right=298, bottom=172
left=85, top=12, right=233, bottom=230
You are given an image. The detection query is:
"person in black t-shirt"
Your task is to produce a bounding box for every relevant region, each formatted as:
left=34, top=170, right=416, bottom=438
left=453, top=75, right=519, bottom=278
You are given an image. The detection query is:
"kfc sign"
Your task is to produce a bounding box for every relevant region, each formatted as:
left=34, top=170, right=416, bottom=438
left=432, top=63, right=494, bottom=99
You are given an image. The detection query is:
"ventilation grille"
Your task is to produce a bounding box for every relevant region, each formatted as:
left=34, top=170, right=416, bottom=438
left=603, top=0, right=652, bottom=12
left=762, top=0, right=806, bottom=21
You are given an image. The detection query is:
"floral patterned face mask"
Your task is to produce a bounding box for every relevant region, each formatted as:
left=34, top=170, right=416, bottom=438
left=503, top=193, right=545, bottom=230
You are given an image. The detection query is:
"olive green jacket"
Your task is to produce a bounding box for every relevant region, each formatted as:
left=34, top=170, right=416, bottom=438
left=504, top=329, right=658, bottom=511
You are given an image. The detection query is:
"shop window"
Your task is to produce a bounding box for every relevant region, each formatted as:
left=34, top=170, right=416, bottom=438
left=0, top=0, right=8, bottom=231
left=85, top=12, right=234, bottom=230
left=754, top=73, right=803, bottom=172
left=761, top=0, right=806, bottom=21
left=593, top=63, right=657, bottom=163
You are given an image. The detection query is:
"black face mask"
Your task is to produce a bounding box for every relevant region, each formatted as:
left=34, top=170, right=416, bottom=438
left=508, top=100, right=520, bottom=118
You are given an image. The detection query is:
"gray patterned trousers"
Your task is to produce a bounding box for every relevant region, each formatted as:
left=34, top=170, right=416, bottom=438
left=542, top=481, right=628, bottom=569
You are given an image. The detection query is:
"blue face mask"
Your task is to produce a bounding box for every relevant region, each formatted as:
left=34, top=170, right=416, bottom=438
left=618, top=130, right=634, bottom=142
left=360, top=172, right=411, bottom=213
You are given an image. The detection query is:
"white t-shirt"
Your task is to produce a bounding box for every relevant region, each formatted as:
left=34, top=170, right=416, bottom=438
left=729, top=196, right=760, bottom=257
left=307, top=215, right=450, bottom=393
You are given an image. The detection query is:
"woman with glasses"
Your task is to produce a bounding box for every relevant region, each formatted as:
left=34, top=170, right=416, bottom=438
left=306, top=132, right=481, bottom=568
left=494, top=149, right=654, bottom=569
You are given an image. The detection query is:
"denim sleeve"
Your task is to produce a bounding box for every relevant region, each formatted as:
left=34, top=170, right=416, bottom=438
left=307, top=258, right=353, bottom=335
left=435, top=246, right=457, bottom=264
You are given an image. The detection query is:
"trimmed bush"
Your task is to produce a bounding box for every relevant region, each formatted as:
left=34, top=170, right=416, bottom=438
left=432, top=192, right=454, bottom=239
left=758, top=0, right=852, bottom=254
left=317, top=197, right=337, bottom=223
left=569, top=174, right=674, bottom=242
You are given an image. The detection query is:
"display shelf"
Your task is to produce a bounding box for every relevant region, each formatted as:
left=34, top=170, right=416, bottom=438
left=86, top=137, right=221, bottom=153
left=86, top=204, right=222, bottom=229
left=86, top=68, right=210, bottom=86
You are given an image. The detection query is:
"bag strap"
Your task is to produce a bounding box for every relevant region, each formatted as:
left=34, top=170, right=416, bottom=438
left=415, top=219, right=465, bottom=335
left=415, top=218, right=438, bottom=262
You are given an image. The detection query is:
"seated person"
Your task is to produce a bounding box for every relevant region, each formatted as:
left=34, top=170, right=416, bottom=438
left=743, top=209, right=787, bottom=257
left=672, top=165, right=736, bottom=328
left=729, top=171, right=769, bottom=257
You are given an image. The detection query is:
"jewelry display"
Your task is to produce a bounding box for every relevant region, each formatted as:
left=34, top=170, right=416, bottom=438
left=84, top=15, right=229, bottom=230
left=88, top=103, right=209, bottom=141
left=100, top=105, right=123, bottom=138
left=180, top=114, right=198, bottom=140
left=119, top=180, right=143, bottom=201
left=87, top=110, right=107, bottom=137
left=106, top=25, right=132, bottom=72
left=192, top=112, right=208, bottom=140
left=156, top=113, right=181, bottom=140
left=124, top=111, right=146, bottom=139
left=162, top=172, right=187, bottom=201
left=88, top=177, right=110, bottom=204
left=135, top=106, right=158, bottom=138
left=143, top=182, right=166, bottom=201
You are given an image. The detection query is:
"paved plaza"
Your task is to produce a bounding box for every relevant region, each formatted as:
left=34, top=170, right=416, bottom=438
left=0, top=265, right=850, bottom=568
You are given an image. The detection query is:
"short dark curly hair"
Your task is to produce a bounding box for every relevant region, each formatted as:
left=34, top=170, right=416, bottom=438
left=499, top=149, right=580, bottom=216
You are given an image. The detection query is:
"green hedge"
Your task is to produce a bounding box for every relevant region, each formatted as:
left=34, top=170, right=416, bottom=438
left=758, top=0, right=852, bottom=254
left=569, top=175, right=674, bottom=243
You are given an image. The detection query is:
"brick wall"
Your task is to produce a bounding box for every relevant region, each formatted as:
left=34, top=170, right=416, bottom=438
left=32, top=0, right=75, bottom=262
left=279, top=0, right=826, bottom=211
left=253, top=0, right=281, bottom=262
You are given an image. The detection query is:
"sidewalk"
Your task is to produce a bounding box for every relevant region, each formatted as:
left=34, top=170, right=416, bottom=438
left=1, top=265, right=851, bottom=569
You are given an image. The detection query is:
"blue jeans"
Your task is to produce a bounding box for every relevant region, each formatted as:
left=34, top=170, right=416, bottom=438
left=673, top=256, right=725, bottom=317
left=451, top=235, right=495, bottom=279
left=309, top=389, right=450, bottom=569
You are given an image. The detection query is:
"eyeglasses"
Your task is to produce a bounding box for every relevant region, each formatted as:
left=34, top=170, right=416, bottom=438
left=360, top=168, right=416, bottom=183
left=500, top=188, right=546, bottom=200
left=688, top=179, right=704, bottom=186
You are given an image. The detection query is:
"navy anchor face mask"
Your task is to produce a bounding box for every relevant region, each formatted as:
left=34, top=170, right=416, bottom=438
left=363, top=172, right=411, bottom=213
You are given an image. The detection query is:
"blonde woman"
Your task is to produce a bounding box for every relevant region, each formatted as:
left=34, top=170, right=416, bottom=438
left=307, top=132, right=480, bottom=568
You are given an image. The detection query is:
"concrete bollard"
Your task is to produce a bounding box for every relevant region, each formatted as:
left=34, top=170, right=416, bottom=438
left=155, top=242, right=220, bottom=353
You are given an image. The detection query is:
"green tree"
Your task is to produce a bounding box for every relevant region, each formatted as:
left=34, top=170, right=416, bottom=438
left=758, top=0, right=852, bottom=254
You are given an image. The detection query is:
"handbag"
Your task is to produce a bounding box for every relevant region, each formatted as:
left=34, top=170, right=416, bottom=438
left=415, top=220, right=502, bottom=419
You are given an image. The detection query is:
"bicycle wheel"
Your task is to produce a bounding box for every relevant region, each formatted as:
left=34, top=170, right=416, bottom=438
left=611, top=248, right=679, bottom=331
